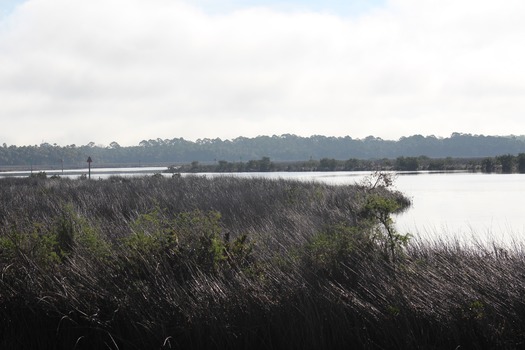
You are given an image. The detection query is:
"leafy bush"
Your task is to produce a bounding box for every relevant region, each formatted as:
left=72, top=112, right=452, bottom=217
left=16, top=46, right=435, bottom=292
left=301, top=223, right=374, bottom=284
left=0, top=223, right=65, bottom=269
left=360, top=194, right=410, bottom=263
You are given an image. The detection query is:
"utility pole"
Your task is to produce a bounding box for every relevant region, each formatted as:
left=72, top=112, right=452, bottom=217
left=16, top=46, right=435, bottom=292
left=87, top=156, right=93, bottom=179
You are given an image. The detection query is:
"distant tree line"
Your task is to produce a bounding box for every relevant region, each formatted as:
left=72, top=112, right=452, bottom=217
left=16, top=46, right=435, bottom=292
left=390, top=154, right=525, bottom=173
left=3, top=133, right=525, bottom=168
left=171, top=154, right=525, bottom=174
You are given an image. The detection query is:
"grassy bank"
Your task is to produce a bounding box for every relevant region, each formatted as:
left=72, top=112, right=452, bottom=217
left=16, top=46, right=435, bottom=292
left=1, top=175, right=524, bottom=349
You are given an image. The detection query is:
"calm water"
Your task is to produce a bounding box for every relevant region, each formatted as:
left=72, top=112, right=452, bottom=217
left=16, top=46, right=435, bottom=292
left=393, top=172, right=525, bottom=245
left=2, top=168, right=524, bottom=244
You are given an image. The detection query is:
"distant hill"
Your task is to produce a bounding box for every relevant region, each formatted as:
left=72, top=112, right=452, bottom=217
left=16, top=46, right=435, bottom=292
left=2, top=133, right=525, bottom=167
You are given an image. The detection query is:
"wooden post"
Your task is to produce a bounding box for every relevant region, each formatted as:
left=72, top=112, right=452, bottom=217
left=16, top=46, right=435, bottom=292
left=87, top=156, right=93, bottom=179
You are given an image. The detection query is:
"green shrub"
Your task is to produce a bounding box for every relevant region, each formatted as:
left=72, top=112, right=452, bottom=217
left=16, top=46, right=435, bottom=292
left=303, top=228, right=349, bottom=276
left=0, top=223, right=62, bottom=269
left=58, top=204, right=111, bottom=261
left=122, top=209, right=255, bottom=281
left=360, top=194, right=410, bottom=263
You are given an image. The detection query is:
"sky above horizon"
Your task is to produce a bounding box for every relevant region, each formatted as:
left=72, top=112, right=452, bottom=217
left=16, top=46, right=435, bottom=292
left=1, top=0, right=525, bottom=146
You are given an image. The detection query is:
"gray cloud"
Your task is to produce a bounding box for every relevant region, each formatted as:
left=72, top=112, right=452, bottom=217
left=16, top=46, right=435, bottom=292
left=1, top=0, right=525, bottom=146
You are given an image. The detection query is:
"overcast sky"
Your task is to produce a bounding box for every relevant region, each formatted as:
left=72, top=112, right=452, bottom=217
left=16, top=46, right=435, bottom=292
left=1, top=0, right=524, bottom=146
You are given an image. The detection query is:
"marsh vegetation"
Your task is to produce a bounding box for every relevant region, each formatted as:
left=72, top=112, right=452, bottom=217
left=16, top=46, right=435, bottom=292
left=1, top=174, right=524, bottom=349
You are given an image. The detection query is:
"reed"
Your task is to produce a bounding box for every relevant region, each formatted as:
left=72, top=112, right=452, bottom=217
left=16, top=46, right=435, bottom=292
left=0, top=175, right=523, bottom=349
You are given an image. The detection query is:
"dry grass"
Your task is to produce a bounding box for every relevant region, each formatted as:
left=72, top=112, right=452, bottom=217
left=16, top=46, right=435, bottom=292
left=1, top=175, right=524, bottom=349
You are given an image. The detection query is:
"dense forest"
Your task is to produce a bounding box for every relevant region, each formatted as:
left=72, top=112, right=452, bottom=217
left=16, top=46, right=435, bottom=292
left=2, top=133, right=525, bottom=168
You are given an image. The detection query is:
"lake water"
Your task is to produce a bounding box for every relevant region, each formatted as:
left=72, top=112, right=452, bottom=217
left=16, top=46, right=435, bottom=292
left=1, top=168, right=523, bottom=245
left=393, top=172, right=525, bottom=246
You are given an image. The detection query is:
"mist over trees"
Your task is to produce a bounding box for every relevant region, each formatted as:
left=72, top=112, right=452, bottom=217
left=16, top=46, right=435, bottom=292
left=2, top=133, right=525, bottom=167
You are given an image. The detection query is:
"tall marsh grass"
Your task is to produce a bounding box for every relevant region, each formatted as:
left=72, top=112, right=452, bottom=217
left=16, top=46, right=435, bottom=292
left=1, top=175, right=524, bottom=349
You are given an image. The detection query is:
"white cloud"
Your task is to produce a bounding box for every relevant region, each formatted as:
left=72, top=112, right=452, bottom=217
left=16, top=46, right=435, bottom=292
left=1, top=0, right=525, bottom=146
